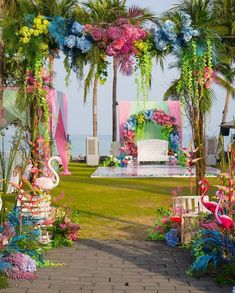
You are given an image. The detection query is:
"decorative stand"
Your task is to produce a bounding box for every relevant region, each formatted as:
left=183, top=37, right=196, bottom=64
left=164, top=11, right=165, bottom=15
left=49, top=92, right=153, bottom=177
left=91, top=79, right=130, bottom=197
left=18, top=193, right=52, bottom=244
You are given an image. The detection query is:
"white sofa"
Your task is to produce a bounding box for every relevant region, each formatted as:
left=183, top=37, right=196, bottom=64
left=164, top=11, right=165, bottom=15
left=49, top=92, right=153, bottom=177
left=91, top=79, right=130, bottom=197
left=137, top=139, right=169, bottom=163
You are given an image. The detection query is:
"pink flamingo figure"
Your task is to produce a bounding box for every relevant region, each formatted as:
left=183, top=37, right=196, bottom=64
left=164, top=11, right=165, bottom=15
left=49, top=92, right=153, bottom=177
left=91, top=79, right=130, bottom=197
left=34, top=156, right=62, bottom=191
left=199, top=179, right=223, bottom=214
left=215, top=190, right=234, bottom=231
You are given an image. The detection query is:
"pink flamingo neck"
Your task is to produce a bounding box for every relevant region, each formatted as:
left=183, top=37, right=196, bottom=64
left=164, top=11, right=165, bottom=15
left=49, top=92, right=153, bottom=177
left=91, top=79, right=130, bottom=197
left=215, top=191, right=223, bottom=224
left=199, top=180, right=210, bottom=204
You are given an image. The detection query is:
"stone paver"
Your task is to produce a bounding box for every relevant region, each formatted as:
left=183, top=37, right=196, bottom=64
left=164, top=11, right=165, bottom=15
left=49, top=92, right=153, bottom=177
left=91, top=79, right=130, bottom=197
left=1, top=240, right=231, bottom=293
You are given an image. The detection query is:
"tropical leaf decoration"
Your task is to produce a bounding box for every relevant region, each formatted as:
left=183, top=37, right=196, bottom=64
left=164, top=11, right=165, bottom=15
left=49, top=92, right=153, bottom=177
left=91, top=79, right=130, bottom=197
left=188, top=229, right=235, bottom=274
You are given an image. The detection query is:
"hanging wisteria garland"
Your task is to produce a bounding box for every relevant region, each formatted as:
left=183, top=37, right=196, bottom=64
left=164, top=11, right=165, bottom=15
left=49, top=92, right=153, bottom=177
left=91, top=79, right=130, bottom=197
left=120, top=109, right=180, bottom=157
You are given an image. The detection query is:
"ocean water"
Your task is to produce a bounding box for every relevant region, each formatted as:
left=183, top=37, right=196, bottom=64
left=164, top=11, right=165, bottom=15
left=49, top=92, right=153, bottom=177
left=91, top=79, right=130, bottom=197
left=0, top=131, right=232, bottom=159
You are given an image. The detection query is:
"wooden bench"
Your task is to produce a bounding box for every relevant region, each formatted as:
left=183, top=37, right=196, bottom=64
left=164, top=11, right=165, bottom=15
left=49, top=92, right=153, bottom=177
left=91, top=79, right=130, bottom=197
left=173, top=195, right=210, bottom=244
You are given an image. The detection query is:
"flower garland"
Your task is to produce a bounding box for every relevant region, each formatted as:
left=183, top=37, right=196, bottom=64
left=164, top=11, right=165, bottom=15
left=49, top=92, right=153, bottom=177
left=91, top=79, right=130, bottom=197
left=134, top=39, right=154, bottom=105
left=176, top=39, right=216, bottom=104
left=85, top=19, right=148, bottom=75
left=120, top=108, right=180, bottom=156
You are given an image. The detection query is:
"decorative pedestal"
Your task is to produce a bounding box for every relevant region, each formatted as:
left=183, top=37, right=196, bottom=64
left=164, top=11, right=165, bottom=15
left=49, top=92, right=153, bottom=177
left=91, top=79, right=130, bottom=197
left=181, top=214, right=200, bottom=244
left=17, top=193, right=52, bottom=244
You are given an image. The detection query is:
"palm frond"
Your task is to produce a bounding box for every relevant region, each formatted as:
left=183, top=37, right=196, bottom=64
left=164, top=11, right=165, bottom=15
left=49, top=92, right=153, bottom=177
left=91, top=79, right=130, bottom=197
left=163, top=79, right=180, bottom=101
left=83, top=63, right=96, bottom=103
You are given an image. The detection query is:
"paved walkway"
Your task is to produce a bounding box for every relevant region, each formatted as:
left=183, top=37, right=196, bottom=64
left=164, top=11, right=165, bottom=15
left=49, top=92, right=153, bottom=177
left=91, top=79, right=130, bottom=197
left=2, top=240, right=230, bottom=293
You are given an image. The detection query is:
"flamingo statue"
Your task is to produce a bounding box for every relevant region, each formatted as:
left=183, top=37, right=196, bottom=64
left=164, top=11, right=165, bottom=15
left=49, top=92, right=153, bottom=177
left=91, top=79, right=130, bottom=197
left=34, top=156, right=62, bottom=191
left=199, top=179, right=223, bottom=214
left=215, top=190, right=234, bottom=231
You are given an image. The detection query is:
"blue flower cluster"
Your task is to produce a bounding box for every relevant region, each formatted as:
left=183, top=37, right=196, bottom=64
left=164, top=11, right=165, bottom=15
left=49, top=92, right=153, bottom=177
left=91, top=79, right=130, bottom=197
left=144, top=109, right=154, bottom=120
left=48, top=16, right=67, bottom=48
left=181, top=13, right=199, bottom=43
left=165, top=228, right=180, bottom=247
left=169, top=130, right=180, bottom=152
left=151, top=13, right=199, bottom=53
left=64, top=21, right=92, bottom=54
left=124, top=116, right=137, bottom=131
left=151, top=20, right=177, bottom=51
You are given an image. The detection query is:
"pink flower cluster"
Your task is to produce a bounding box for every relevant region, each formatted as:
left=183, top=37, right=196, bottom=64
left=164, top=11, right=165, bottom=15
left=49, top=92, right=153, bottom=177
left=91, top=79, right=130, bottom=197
left=85, top=19, right=147, bottom=75
left=59, top=222, right=80, bottom=241
left=26, top=67, right=51, bottom=93
left=152, top=110, right=174, bottom=126
left=120, top=130, right=137, bottom=156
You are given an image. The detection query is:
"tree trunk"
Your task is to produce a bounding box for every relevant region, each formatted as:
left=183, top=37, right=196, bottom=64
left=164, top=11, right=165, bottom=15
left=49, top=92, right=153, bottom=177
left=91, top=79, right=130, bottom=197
left=0, top=0, right=4, bottom=117
left=192, top=103, right=206, bottom=195
left=92, top=77, right=98, bottom=137
left=112, top=58, right=118, bottom=142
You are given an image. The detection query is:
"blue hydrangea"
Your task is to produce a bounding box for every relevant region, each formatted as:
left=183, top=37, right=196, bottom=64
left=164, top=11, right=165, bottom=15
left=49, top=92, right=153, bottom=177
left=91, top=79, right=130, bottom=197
left=71, top=22, right=84, bottom=36
left=144, top=109, right=154, bottom=120
left=76, top=36, right=92, bottom=53
left=125, top=116, right=137, bottom=130
left=165, top=229, right=180, bottom=247
left=162, top=20, right=177, bottom=42
left=64, top=35, right=76, bottom=49
left=169, top=131, right=180, bottom=152
left=181, top=13, right=199, bottom=43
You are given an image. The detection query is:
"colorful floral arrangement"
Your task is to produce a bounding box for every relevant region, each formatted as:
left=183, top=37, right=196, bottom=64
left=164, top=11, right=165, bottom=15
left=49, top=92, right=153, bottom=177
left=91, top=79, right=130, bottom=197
left=120, top=108, right=180, bottom=157
left=85, top=19, right=148, bottom=75
left=148, top=207, right=182, bottom=244
left=151, top=13, right=199, bottom=53
left=48, top=208, right=80, bottom=248
left=103, top=155, right=132, bottom=168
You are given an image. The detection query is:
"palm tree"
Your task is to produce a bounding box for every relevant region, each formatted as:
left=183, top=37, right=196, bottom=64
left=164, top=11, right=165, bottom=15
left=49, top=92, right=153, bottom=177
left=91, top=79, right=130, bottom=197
left=212, top=0, right=235, bottom=153
left=163, top=0, right=228, bottom=188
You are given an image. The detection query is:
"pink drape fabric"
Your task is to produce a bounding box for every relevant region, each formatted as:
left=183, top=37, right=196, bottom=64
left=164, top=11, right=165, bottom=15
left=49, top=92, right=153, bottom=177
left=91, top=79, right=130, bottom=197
left=167, top=101, right=183, bottom=144
left=119, top=101, right=131, bottom=140
left=55, top=110, right=71, bottom=175
left=47, top=89, right=71, bottom=175
left=47, top=88, right=57, bottom=135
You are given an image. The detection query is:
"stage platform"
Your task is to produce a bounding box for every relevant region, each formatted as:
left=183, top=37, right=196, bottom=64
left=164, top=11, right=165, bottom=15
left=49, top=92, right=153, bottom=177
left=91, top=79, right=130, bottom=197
left=91, top=164, right=220, bottom=178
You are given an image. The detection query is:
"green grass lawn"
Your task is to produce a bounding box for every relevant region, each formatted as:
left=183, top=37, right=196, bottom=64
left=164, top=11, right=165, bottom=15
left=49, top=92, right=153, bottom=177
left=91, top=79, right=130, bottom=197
left=51, top=163, right=219, bottom=240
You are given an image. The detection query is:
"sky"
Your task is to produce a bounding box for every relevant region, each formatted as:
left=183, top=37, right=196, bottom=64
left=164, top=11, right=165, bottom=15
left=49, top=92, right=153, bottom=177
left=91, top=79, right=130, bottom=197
left=54, top=0, right=235, bottom=143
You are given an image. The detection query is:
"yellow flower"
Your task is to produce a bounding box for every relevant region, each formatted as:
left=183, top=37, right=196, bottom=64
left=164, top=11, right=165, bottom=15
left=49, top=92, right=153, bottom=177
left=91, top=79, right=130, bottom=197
left=29, top=29, right=34, bottom=35
left=40, top=43, right=48, bottom=51
left=22, top=37, right=29, bottom=44
left=34, top=18, right=42, bottom=25
left=33, top=30, right=39, bottom=36
left=43, top=19, right=49, bottom=26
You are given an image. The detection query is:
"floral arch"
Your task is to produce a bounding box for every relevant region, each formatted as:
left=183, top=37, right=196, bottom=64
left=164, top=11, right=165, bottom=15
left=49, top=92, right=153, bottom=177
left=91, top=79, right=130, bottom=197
left=120, top=108, right=181, bottom=157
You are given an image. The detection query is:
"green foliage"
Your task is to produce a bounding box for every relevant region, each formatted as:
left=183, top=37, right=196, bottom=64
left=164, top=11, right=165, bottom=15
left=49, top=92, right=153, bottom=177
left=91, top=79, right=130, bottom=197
left=135, top=38, right=154, bottom=105
left=147, top=207, right=171, bottom=241
left=48, top=207, right=80, bottom=248
left=103, top=155, right=120, bottom=167
left=215, top=261, right=235, bottom=285
left=0, top=273, right=8, bottom=290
